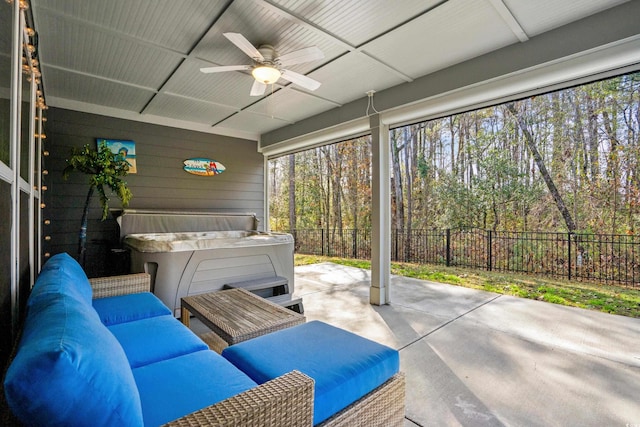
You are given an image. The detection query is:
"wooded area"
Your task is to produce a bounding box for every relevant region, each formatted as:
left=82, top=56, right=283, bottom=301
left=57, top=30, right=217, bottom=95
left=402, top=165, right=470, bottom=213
left=269, top=72, right=640, bottom=236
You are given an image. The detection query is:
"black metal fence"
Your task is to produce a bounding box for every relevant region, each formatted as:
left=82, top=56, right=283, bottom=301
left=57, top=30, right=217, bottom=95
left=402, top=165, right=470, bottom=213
left=281, top=228, right=640, bottom=288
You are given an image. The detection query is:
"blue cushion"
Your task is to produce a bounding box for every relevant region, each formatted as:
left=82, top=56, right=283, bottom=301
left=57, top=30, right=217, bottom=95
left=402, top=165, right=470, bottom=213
left=93, top=292, right=171, bottom=326
left=28, top=252, right=93, bottom=306
left=133, top=350, right=257, bottom=427
left=222, top=321, right=399, bottom=425
left=4, top=294, right=143, bottom=426
left=108, top=315, right=208, bottom=368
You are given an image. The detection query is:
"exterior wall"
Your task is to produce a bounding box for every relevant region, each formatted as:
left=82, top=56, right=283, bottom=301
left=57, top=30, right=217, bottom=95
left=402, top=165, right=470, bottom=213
left=44, top=108, right=263, bottom=277
left=0, top=180, right=12, bottom=368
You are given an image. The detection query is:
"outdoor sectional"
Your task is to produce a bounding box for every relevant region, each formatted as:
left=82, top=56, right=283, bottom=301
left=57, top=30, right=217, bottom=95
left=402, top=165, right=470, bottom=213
left=3, top=253, right=405, bottom=426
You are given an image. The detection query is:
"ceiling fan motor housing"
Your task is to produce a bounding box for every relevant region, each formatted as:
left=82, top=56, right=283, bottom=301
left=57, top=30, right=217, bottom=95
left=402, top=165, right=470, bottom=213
left=257, top=45, right=278, bottom=66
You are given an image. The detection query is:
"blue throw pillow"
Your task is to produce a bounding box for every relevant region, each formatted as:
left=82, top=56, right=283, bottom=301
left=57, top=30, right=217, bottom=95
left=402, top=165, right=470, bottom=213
left=28, top=252, right=93, bottom=306
left=4, top=294, right=144, bottom=426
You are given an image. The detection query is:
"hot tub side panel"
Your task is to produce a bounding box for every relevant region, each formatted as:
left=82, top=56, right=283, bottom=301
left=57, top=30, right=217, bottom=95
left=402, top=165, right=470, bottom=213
left=129, top=250, right=193, bottom=313
left=129, top=241, right=294, bottom=316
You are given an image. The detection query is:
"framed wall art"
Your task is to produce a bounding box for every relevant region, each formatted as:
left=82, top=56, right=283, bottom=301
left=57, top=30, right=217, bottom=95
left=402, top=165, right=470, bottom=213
left=97, top=138, right=137, bottom=174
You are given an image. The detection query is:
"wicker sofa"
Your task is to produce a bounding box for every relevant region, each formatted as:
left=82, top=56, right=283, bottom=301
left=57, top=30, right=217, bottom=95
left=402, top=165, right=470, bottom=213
left=3, top=253, right=405, bottom=426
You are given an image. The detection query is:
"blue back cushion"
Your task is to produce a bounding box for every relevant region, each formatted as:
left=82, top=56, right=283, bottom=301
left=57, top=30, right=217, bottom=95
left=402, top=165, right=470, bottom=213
left=222, top=321, right=399, bottom=425
left=28, top=252, right=93, bottom=306
left=93, top=292, right=171, bottom=326
left=4, top=294, right=144, bottom=426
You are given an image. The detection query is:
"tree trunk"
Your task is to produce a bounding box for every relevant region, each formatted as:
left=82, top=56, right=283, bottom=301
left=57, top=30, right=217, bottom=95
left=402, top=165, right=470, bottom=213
left=507, top=103, right=576, bottom=232
left=288, top=154, right=296, bottom=232
left=404, top=126, right=414, bottom=260
left=78, top=185, right=95, bottom=268
left=391, top=130, right=405, bottom=231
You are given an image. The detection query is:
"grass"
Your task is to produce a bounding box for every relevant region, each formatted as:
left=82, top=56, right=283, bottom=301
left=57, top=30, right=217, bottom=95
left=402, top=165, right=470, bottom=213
left=294, top=254, right=640, bottom=318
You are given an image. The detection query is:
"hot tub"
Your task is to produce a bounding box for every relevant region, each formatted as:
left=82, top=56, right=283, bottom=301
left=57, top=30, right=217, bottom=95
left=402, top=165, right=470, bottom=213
left=119, top=210, right=295, bottom=316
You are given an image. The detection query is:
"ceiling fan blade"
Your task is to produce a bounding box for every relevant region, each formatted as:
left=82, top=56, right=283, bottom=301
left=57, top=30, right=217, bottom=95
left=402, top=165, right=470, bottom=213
left=280, top=69, right=321, bottom=91
left=250, top=80, right=267, bottom=96
left=223, top=32, right=264, bottom=61
left=200, top=64, right=251, bottom=73
left=278, top=46, right=324, bottom=66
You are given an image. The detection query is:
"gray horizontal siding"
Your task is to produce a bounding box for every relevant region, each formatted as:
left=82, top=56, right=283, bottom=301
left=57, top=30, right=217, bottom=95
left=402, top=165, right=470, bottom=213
left=43, top=108, right=264, bottom=277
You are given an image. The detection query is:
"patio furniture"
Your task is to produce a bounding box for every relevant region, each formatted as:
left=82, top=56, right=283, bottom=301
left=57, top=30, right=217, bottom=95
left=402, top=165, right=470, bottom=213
left=181, top=287, right=306, bottom=353
left=223, top=320, right=406, bottom=426
left=3, top=253, right=313, bottom=426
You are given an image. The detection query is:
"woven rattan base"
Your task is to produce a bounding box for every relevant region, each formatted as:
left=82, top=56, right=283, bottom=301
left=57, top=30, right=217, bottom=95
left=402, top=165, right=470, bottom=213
left=319, top=372, right=406, bottom=427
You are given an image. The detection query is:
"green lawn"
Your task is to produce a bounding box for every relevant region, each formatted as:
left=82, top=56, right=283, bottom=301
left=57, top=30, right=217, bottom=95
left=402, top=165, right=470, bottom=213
left=294, top=254, right=640, bottom=318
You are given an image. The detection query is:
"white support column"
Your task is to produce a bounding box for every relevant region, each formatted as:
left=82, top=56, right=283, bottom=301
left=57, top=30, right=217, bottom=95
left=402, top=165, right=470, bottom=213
left=263, top=155, right=269, bottom=232
left=9, top=0, right=22, bottom=337
left=28, top=73, right=36, bottom=287
left=369, top=114, right=391, bottom=305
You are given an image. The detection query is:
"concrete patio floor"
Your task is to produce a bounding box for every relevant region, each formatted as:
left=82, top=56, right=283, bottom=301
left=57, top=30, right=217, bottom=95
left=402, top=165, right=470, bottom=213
left=293, top=262, right=640, bottom=427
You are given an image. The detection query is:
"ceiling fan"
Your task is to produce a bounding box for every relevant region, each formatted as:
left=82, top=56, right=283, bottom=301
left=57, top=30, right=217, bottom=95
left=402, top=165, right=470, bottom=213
left=200, top=32, right=324, bottom=96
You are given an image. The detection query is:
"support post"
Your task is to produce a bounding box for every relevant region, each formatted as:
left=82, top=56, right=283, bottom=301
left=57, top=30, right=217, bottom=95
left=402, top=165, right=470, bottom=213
left=369, top=114, right=390, bottom=305
left=9, top=1, right=23, bottom=339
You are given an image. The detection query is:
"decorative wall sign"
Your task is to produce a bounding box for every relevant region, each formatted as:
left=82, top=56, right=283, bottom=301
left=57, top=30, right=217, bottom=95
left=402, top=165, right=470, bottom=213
left=98, top=138, right=137, bottom=174
left=183, top=158, right=226, bottom=176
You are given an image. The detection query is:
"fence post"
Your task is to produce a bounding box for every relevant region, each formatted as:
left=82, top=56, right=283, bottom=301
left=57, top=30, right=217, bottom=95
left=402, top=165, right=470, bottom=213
left=487, top=230, right=492, bottom=271
left=394, top=229, right=398, bottom=261
left=352, top=229, right=357, bottom=258
left=321, top=228, right=325, bottom=256
left=567, top=232, right=572, bottom=281
left=446, top=229, right=451, bottom=267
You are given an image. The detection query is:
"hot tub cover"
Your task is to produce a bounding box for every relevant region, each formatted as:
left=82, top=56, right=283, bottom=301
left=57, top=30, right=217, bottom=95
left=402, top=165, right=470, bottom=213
left=124, top=231, right=293, bottom=253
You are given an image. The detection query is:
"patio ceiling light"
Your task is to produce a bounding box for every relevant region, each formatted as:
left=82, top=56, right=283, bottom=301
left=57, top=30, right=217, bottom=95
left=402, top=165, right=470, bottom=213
left=252, top=65, right=281, bottom=85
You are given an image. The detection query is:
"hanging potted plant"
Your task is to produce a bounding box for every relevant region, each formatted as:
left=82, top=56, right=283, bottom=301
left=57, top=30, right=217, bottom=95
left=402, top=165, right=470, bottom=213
left=63, top=140, right=132, bottom=268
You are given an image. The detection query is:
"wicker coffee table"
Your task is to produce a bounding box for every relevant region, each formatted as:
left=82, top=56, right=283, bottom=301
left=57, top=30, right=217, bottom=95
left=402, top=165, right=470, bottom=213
left=181, top=288, right=306, bottom=353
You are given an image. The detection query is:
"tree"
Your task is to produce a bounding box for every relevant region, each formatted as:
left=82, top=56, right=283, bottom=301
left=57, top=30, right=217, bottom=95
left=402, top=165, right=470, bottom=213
left=63, top=141, right=132, bottom=267
left=506, top=102, right=577, bottom=232
left=288, top=154, right=296, bottom=231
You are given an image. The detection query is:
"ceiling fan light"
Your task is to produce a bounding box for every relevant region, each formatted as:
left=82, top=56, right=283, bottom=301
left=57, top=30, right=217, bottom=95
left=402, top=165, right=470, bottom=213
left=252, top=66, right=281, bottom=84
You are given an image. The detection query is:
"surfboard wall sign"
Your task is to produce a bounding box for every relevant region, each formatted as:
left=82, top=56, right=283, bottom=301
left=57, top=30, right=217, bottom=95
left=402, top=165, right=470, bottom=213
left=183, top=158, right=226, bottom=176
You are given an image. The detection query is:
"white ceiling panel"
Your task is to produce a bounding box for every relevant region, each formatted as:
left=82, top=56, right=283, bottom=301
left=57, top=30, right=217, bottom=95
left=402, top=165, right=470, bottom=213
left=162, top=59, right=259, bottom=109
left=271, top=0, right=443, bottom=47
left=504, top=0, right=629, bottom=37
left=42, top=67, right=153, bottom=111
left=32, top=0, right=228, bottom=53
left=143, top=93, right=238, bottom=125
left=24, top=0, right=638, bottom=140
left=247, top=88, right=337, bottom=123
left=309, top=52, right=407, bottom=105
left=363, top=0, right=519, bottom=79
left=35, top=10, right=183, bottom=88
left=217, top=110, right=292, bottom=135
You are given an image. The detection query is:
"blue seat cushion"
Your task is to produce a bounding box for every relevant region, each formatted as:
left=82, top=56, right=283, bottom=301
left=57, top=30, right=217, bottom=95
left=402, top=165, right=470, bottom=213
left=93, top=292, right=171, bottom=326
left=28, top=252, right=93, bottom=307
left=133, top=350, right=258, bottom=427
left=222, top=320, right=399, bottom=425
left=108, top=315, right=208, bottom=368
left=4, top=294, right=143, bottom=426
